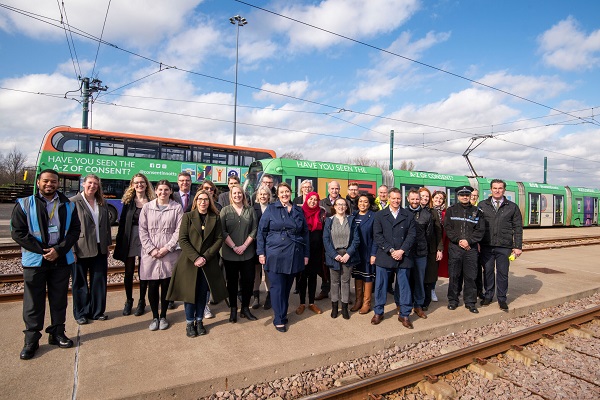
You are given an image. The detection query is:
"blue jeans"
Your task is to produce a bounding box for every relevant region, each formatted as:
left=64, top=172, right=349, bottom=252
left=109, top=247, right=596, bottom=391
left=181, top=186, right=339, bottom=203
left=375, top=266, right=412, bottom=317
left=184, top=271, right=209, bottom=322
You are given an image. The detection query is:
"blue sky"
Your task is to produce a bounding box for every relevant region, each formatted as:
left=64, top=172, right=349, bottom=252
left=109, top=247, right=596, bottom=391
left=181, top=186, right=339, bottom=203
left=1, top=0, right=599, bottom=188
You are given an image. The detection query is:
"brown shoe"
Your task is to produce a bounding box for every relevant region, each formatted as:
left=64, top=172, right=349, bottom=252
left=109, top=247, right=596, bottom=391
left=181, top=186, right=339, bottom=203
left=371, top=314, right=384, bottom=325
left=295, top=304, right=305, bottom=315
left=350, top=281, right=364, bottom=312
left=314, top=291, right=328, bottom=301
left=399, top=316, right=413, bottom=329
left=308, top=304, right=322, bottom=314
left=414, top=307, right=427, bottom=319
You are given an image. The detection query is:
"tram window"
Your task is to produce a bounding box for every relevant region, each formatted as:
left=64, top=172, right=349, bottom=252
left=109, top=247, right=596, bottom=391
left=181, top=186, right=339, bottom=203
left=126, top=140, right=159, bottom=159
left=89, top=137, right=125, bottom=156
left=51, top=132, right=87, bottom=153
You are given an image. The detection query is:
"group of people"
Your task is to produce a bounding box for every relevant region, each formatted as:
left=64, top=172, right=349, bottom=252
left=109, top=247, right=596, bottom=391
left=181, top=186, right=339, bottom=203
left=12, top=168, right=523, bottom=359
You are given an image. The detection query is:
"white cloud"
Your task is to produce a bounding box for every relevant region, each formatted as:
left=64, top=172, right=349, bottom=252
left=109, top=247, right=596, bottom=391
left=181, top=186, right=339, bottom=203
left=477, top=71, right=570, bottom=101
left=0, top=0, right=203, bottom=48
left=272, top=0, right=420, bottom=51
left=538, top=16, right=600, bottom=71
left=253, top=80, right=310, bottom=102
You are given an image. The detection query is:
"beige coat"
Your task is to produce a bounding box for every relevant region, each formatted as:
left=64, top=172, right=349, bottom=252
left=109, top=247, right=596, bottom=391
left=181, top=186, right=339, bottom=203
left=138, top=199, right=182, bottom=280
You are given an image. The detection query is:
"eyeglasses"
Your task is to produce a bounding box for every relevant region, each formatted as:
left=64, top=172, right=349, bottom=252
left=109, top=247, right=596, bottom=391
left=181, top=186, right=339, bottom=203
left=197, top=198, right=210, bottom=202
left=133, top=181, right=146, bottom=186
left=202, top=187, right=214, bottom=191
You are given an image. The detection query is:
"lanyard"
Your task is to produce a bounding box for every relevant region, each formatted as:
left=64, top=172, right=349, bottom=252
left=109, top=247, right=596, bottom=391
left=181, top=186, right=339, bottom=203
left=48, top=199, right=59, bottom=221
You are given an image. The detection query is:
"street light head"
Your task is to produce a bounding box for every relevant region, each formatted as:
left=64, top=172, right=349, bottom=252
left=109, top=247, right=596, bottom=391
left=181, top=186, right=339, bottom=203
left=230, top=14, right=248, bottom=26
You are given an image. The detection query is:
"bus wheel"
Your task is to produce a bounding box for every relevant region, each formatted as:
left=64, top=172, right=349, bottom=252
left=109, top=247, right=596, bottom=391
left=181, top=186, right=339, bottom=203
left=108, top=205, right=118, bottom=226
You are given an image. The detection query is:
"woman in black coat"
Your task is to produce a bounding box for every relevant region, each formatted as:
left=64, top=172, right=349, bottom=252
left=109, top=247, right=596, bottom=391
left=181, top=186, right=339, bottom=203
left=113, top=173, right=155, bottom=316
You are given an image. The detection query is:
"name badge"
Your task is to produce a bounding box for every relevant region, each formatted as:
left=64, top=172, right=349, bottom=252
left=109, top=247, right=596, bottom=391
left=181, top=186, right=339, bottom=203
left=48, top=225, right=59, bottom=233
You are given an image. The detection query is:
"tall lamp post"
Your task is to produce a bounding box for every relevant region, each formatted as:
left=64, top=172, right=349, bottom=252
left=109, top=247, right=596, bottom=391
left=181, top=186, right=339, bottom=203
left=230, top=15, right=247, bottom=146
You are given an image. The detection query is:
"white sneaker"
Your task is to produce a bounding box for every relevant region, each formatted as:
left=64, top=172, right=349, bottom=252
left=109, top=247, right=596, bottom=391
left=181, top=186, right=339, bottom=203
left=204, top=305, right=214, bottom=319
left=149, top=318, right=159, bottom=331
left=159, top=317, right=169, bottom=330
left=431, top=289, right=438, bottom=302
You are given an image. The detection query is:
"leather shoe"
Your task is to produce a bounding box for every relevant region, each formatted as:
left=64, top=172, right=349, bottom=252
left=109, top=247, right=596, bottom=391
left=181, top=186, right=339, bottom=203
left=447, top=304, right=457, bottom=310
left=167, top=301, right=176, bottom=310
left=275, top=325, right=287, bottom=333
left=480, top=298, right=492, bottom=306
left=20, top=341, right=39, bottom=360
left=295, top=304, right=306, bottom=315
left=399, top=316, right=413, bottom=329
left=48, top=333, right=74, bottom=348
left=465, top=305, right=479, bottom=314
left=370, top=314, right=384, bottom=325
left=76, top=317, right=88, bottom=325
left=240, top=307, right=258, bottom=321
left=314, top=291, right=329, bottom=300
left=499, top=301, right=509, bottom=311
left=95, top=314, right=109, bottom=321
left=196, top=321, right=207, bottom=336
left=414, top=307, right=427, bottom=319
left=308, top=304, right=322, bottom=314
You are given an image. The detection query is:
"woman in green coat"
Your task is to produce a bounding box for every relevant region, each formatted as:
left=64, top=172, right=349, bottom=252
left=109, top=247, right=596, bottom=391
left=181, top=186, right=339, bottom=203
left=167, top=190, right=227, bottom=337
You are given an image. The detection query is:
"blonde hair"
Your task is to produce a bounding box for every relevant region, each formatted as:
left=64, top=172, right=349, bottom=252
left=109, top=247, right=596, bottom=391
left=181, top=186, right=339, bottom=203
left=121, top=173, right=155, bottom=205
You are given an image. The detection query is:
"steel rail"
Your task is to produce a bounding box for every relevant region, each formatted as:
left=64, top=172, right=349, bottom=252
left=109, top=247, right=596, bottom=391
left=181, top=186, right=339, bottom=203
left=300, top=305, right=600, bottom=400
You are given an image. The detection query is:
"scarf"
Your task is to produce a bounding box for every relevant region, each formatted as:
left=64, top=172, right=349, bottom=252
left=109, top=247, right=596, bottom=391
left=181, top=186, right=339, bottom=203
left=302, top=192, right=322, bottom=231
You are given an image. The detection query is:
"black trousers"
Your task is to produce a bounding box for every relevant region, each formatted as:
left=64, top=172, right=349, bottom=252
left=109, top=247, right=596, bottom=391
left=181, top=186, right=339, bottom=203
left=124, top=256, right=148, bottom=302
left=72, top=252, right=108, bottom=320
left=447, top=244, right=478, bottom=307
left=147, top=278, right=171, bottom=319
left=23, top=261, right=71, bottom=343
left=224, top=258, right=255, bottom=308
left=480, top=245, right=512, bottom=303
left=298, top=261, right=319, bottom=305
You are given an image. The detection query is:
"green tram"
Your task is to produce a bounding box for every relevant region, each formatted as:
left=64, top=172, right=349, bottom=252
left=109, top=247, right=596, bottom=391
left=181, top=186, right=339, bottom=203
left=247, top=158, right=600, bottom=228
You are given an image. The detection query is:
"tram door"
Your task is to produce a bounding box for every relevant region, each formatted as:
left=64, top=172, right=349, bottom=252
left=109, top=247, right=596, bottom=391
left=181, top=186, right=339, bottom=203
left=595, top=198, right=599, bottom=225
left=554, top=195, right=564, bottom=225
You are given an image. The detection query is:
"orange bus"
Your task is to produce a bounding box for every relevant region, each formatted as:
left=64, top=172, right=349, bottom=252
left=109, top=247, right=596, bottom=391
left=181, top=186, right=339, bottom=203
left=36, top=126, right=276, bottom=223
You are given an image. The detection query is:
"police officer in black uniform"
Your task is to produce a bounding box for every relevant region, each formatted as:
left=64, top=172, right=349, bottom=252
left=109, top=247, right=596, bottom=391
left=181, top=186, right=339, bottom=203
left=443, top=186, right=484, bottom=313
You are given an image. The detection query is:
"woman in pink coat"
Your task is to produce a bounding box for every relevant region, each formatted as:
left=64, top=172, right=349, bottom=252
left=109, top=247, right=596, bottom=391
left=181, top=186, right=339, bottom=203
left=139, top=180, right=182, bottom=331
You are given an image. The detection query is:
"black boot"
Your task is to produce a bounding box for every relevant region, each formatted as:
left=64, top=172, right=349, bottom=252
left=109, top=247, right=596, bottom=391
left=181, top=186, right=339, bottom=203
left=331, top=301, right=339, bottom=319
left=229, top=307, right=238, bottom=323
left=251, top=290, right=260, bottom=309
left=341, top=302, right=350, bottom=320
left=186, top=321, right=197, bottom=338
left=123, top=299, right=134, bottom=316
left=263, top=292, right=271, bottom=310
left=240, top=307, right=258, bottom=321
left=134, top=299, right=146, bottom=316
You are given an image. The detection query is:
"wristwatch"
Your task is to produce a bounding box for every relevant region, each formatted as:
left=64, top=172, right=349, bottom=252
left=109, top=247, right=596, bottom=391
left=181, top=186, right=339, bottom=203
left=389, top=248, right=395, bottom=255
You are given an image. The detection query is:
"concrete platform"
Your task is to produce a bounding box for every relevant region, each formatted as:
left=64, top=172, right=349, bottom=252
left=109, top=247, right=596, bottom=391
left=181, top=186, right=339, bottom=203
left=1, top=244, right=599, bottom=399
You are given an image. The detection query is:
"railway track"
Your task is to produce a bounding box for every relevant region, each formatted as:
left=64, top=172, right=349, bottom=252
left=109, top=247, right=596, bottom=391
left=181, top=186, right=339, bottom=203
left=0, top=236, right=598, bottom=303
left=302, top=305, right=600, bottom=400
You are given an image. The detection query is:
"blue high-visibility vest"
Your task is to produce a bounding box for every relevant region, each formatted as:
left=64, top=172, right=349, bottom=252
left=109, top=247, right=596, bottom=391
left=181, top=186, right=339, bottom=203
left=17, top=195, right=75, bottom=267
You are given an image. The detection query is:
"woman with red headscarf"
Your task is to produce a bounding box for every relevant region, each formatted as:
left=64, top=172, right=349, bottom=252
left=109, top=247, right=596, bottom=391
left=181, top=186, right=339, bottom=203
left=296, top=192, right=326, bottom=315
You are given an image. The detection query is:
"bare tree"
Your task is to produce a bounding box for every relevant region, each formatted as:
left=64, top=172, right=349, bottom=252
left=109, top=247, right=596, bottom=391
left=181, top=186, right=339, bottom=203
left=280, top=151, right=304, bottom=160
left=399, top=160, right=415, bottom=171
left=5, top=147, right=27, bottom=184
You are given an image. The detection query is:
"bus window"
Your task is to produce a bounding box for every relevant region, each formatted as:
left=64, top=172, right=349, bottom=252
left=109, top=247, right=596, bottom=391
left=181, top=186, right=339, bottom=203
left=89, top=136, right=125, bottom=156
left=213, top=149, right=237, bottom=165
left=126, top=140, right=159, bottom=159
left=51, top=131, right=87, bottom=153
left=161, top=145, right=188, bottom=161
left=192, top=146, right=212, bottom=164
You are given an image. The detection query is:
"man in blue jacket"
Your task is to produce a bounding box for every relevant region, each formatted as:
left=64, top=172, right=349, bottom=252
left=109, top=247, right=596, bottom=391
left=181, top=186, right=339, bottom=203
left=11, top=169, right=81, bottom=360
left=371, top=188, right=416, bottom=328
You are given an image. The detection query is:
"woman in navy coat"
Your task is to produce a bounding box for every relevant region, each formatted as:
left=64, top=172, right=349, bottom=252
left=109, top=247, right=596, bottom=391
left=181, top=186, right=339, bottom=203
left=257, top=182, right=309, bottom=333
left=351, top=194, right=378, bottom=314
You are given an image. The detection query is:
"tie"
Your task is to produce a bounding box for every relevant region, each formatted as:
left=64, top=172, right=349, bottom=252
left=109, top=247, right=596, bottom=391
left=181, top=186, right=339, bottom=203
left=182, top=193, right=188, bottom=210
left=494, top=200, right=500, bottom=211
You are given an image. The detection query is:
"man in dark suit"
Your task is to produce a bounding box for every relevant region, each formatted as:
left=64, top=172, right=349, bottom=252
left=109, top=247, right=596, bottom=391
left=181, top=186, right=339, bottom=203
left=371, top=187, right=416, bottom=328
left=173, top=172, right=194, bottom=213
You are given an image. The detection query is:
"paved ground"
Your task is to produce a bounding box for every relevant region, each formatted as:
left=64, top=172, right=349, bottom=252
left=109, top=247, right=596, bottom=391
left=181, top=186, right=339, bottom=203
left=1, top=240, right=599, bottom=399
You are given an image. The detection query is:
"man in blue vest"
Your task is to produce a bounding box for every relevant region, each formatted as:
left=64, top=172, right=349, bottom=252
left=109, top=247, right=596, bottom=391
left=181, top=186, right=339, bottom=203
left=11, top=169, right=81, bottom=360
